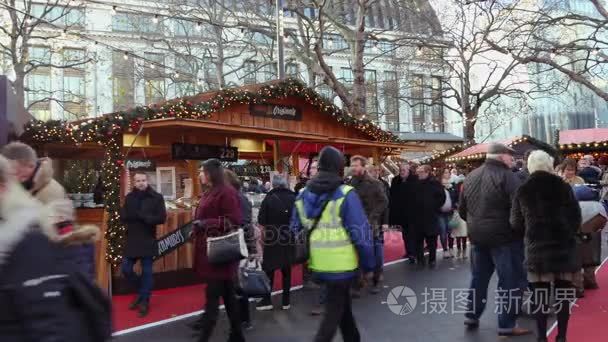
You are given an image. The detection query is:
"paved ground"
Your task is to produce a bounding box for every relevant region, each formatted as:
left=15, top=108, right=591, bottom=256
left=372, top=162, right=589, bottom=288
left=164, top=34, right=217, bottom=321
left=115, top=253, right=548, bottom=342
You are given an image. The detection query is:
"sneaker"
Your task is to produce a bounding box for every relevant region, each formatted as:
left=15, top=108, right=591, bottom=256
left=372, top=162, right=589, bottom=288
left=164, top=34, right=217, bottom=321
left=256, top=299, right=273, bottom=311
left=138, top=301, right=149, bottom=318
left=443, top=251, right=451, bottom=259
left=408, top=258, right=416, bottom=265
left=282, top=305, right=291, bottom=310
left=462, top=250, right=468, bottom=259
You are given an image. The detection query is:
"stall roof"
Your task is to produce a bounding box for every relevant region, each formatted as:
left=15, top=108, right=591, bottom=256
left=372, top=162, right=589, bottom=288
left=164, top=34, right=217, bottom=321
left=558, top=128, right=608, bottom=153
left=446, top=135, right=556, bottom=162
left=397, top=132, right=463, bottom=143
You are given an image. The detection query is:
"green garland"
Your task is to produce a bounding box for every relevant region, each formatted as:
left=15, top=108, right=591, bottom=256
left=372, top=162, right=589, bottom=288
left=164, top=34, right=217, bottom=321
left=23, top=78, right=402, bottom=264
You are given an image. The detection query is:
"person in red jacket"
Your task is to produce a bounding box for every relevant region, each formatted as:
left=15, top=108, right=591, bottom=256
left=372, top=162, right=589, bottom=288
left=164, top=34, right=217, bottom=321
left=194, top=159, right=245, bottom=342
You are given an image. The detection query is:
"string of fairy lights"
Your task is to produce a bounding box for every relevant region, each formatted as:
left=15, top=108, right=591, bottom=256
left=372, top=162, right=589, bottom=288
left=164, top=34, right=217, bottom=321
left=25, top=78, right=410, bottom=264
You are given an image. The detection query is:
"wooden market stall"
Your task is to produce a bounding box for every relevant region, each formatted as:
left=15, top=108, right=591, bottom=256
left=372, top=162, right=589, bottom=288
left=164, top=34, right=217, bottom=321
left=22, top=79, right=419, bottom=293
left=444, top=135, right=558, bottom=168
left=558, top=128, right=608, bottom=159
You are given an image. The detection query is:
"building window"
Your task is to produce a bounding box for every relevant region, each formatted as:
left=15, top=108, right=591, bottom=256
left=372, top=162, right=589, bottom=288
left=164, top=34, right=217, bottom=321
left=144, top=53, right=165, bottom=105
left=174, top=19, right=206, bottom=37
left=431, top=76, right=445, bottom=132
left=27, top=47, right=52, bottom=120
left=243, top=61, right=257, bottom=85
left=365, top=69, right=378, bottom=121
left=261, top=63, right=277, bottom=81
left=411, top=75, right=425, bottom=132
left=63, top=48, right=86, bottom=118
left=112, top=13, right=161, bottom=34
left=31, top=4, right=84, bottom=27
left=286, top=62, right=299, bottom=79
left=112, top=51, right=134, bottom=111
left=383, top=71, right=399, bottom=132
left=175, top=55, right=198, bottom=97
left=324, top=34, right=348, bottom=51
left=340, top=67, right=353, bottom=87
left=202, top=58, right=219, bottom=90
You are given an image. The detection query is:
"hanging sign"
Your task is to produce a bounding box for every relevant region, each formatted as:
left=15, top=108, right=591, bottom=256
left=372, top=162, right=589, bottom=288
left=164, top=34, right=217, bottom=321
left=125, top=159, right=156, bottom=171
left=172, top=143, right=239, bottom=161
left=250, top=104, right=302, bottom=121
left=229, top=164, right=273, bottom=176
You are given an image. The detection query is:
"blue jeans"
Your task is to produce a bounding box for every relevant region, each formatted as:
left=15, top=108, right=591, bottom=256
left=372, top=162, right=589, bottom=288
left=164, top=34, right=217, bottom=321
left=121, top=257, right=154, bottom=302
left=466, top=241, right=525, bottom=333
left=438, top=214, right=453, bottom=251
left=373, top=236, right=384, bottom=284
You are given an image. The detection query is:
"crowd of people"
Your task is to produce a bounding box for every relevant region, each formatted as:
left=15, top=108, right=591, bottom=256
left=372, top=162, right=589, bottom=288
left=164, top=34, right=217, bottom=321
left=0, top=139, right=606, bottom=342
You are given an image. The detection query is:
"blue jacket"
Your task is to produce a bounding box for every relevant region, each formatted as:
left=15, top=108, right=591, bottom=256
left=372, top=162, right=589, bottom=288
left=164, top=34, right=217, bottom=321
left=290, top=185, right=375, bottom=281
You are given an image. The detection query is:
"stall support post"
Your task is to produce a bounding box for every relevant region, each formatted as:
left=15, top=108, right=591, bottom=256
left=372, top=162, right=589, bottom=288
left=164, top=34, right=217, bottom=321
left=372, top=147, right=380, bottom=165
left=273, top=139, right=280, bottom=171
left=188, top=160, right=200, bottom=199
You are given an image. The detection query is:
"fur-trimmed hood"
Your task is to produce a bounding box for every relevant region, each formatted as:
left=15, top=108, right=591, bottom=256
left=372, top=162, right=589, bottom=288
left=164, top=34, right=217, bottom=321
left=0, top=183, right=55, bottom=267
left=30, top=157, right=66, bottom=205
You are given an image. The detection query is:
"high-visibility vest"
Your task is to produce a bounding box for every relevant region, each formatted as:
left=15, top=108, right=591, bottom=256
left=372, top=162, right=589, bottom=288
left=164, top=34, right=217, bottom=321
left=295, top=185, right=358, bottom=273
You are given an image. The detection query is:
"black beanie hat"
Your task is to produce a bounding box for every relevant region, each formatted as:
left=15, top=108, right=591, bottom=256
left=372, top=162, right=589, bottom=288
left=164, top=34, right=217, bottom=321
left=317, top=146, right=345, bottom=174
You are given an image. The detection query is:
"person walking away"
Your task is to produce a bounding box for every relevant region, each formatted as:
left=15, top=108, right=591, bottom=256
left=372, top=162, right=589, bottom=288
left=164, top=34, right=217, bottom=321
left=516, top=149, right=534, bottom=182
left=439, top=169, right=458, bottom=259
left=194, top=159, right=245, bottom=342
left=257, top=175, right=297, bottom=311
left=571, top=185, right=605, bottom=298
left=412, top=165, right=446, bottom=268
left=459, top=143, right=530, bottom=337
left=291, top=146, right=374, bottom=342
left=348, top=156, right=388, bottom=295
left=0, top=155, right=103, bottom=341
left=121, top=172, right=166, bottom=317
left=510, top=150, right=580, bottom=342
left=1, top=142, right=100, bottom=279
left=389, top=163, right=418, bottom=262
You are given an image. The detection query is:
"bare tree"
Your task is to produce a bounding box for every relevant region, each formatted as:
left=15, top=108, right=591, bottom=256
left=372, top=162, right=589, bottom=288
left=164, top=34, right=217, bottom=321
left=0, top=0, right=93, bottom=119
left=393, top=0, right=567, bottom=143
left=487, top=0, right=608, bottom=102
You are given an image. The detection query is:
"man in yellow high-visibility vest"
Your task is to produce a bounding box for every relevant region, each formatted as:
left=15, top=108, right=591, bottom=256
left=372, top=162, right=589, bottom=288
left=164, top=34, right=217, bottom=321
left=291, top=146, right=374, bottom=342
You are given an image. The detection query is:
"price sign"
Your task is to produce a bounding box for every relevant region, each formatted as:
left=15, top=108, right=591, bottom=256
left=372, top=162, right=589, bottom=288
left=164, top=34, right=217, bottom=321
left=172, top=143, right=238, bottom=162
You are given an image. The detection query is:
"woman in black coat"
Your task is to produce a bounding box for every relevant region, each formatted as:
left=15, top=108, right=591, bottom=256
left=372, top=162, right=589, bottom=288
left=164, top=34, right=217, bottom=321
left=256, top=175, right=297, bottom=311
left=510, top=151, right=581, bottom=342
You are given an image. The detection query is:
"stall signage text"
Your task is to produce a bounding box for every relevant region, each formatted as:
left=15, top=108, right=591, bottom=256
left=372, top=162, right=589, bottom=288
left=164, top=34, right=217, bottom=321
left=250, top=104, right=302, bottom=121
left=126, top=159, right=156, bottom=171
left=172, top=143, right=239, bottom=161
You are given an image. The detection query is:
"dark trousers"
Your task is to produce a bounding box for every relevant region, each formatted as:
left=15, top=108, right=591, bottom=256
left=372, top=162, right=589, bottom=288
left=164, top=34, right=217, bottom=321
left=401, top=224, right=415, bottom=258
left=530, top=280, right=573, bottom=340
left=314, top=280, right=360, bottom=342
left=121, top=257, right=153, bottom=302
left=456, top=237, right=467, bottom=251
left=373, top=235, right=384, bottom=284
left=263, top=266, right=292, bottom=305
left=415, top=233, right=438, bottom=265
left=237, top=293, right=250, bottom=324
left=198, top=279, right=245, bottom=342
left=466, top=241, right=525, bottom=333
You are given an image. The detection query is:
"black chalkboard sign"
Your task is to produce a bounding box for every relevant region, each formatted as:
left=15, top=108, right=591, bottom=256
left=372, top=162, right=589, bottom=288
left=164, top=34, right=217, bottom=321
left=172, top=143, right=239, bottom=161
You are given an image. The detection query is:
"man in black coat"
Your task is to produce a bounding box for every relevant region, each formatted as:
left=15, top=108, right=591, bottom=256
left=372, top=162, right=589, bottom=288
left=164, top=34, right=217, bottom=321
left=121, top=172, right=167, bottom=317
left=389, top=163, right=418, bottom=261
left=459, top=143, right=529, bottom=337
left=412, top=165, right=446, bottom=268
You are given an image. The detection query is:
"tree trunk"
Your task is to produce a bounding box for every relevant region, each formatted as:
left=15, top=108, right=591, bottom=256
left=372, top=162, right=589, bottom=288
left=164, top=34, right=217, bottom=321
left=464, top=109, right=477, bottom=144
left=351, top=3, right=367, bottom=118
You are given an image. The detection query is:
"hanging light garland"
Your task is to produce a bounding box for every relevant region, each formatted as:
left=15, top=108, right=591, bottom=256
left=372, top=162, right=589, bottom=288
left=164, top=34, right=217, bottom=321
left=24, top=78, right=406, bottom=264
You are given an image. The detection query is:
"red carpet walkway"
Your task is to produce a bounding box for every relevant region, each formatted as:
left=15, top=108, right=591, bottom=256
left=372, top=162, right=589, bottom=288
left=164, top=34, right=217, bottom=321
left=113, top=231, right=406, bottom=333
left=548, top=257, right=608, bottom=342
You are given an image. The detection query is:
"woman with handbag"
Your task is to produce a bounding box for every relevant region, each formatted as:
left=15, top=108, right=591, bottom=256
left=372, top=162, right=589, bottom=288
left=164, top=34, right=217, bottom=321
left=194, top=159, right=246, bottom=342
